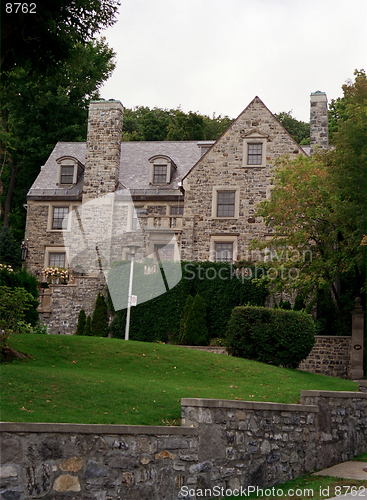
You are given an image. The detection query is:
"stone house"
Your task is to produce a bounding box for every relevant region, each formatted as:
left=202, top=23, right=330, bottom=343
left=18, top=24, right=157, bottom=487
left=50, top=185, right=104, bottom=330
left=24, top=93, right=328, bottom=334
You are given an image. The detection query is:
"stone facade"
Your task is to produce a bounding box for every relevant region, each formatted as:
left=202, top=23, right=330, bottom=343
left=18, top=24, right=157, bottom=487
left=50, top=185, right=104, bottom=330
left=1, top=390, right=366, bottom=500
left=298, top=336, right=352, bottom=379
left=180, top=97, right=306, bottom=262
left=23, top=93, right=327, bottom=334
left=310, top=91, right=328, bottom=154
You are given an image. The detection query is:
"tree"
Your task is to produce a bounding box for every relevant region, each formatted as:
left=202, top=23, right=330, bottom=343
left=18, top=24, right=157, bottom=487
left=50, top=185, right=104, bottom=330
left=274, top=111, right=310, bottom=145
left=0, top=226, right=21, bottom=267
left=75, top=309, right=87, bottom=336
left=180, top=294, right=208, bottom=346
left=0, top=39, right=115, bottom=238
left=1, top=0, right=119, bottom=72
left=83, top=315, right=92, bottom=336
left=251, top=72, right=367, bottom=334
left=91, top=292, right=108, bottom=336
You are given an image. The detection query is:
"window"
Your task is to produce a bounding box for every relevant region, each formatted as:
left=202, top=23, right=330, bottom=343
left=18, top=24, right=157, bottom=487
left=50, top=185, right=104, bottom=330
left=52, top=207, right=69, bottom=230
left=49, top=252, right=66, bottom=268
left=153, top=165, right=167, bottom=184
left=170, top=206, right=184, bottom=216
left=217, top=191, right=235, bottom=217
left=247, top=143, right=262, bottom=165
left=60, top=166, right=75, bottom=184
left=154, top=244, right=174, bottom=261
left=215, top=242, right=233, bottom=262
left=132, top=208, right=139, bottom=230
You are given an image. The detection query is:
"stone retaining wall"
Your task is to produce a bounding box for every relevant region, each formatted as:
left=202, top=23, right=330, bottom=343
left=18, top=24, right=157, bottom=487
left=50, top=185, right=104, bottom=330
left=1, top=391, right=366, bottom=500
left=298, top=336, right=352, bottom=379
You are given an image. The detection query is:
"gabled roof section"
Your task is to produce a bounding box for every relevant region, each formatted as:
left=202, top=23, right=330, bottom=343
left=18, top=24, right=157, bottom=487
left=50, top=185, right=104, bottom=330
left=182, top=96, right=307, bottom=181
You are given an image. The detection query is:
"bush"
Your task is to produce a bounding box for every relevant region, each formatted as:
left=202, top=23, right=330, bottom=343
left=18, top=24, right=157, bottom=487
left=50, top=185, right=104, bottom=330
left=83, top=316, right=92, bottom=336
left=178, top=295, right=194, bottom=344
left=108, top=261, right=268, bottom=343
left=91, top=293, right=108, bottom=336
left=75, top=309, right=87, bottom=336
left=225, top=306, right=315, bottom=369
left=179, top=294, right=208, bottom=345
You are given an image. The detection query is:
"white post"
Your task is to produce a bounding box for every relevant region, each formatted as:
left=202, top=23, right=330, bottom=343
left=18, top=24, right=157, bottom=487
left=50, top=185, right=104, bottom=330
left=125, top=254, right=135, bottom=341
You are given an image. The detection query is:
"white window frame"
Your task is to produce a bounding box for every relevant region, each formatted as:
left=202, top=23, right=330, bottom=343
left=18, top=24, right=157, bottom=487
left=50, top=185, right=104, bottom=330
left=44, top=247, right=69, bottom=268
left=56, top=157, right=84, bottom=186
left=47, top=204, right=72, bottom=231
left=242, top=130, right=268, bottom=168
left=211, top=186, right=240, bottom=219
left=209, top=235, right=238, bottom=263
left=149, top=156, right=176, bottom=184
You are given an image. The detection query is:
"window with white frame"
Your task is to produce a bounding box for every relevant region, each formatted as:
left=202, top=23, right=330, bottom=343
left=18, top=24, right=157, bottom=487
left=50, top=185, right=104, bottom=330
left=153, top=165, right=167, bottom=184
left=215, top=242, right=233, bottom=262
left=60, top=165, right=75, bottom=184
left=49, top=252, right=66, bottom=268
left=52, top=207, right=69, bottom=230
left=217, top=191, right=235, bottom=217
left=247, top=143, right=263, bottom=165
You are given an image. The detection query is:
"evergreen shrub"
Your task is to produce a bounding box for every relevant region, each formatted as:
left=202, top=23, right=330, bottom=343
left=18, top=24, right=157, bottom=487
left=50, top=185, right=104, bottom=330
left=91, top=292, right=108, bottom=337
left=225, top=306, right=315, bottom=369
left=83, top=316, right=92, bottom=336
left=180, top=294, right=208, bottom=345
left=108, top=261, right=267, bottom=343
left=75, top=309, right=86, bottom=335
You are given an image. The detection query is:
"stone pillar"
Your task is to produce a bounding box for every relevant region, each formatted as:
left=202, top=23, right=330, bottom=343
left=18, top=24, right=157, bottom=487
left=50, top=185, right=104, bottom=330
left=349, top=297, right=365, bottom=380
left=310, top=91, right=328, bottom=155
left=83, top=100, right=124, bottom=200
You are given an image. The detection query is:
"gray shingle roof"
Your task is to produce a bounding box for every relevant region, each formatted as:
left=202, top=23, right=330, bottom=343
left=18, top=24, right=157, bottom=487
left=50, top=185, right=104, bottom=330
left=28, top=141, right=207, bottom=197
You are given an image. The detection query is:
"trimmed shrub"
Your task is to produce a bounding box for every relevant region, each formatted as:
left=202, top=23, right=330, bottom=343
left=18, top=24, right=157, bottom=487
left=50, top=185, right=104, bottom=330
left=225, top=306, right=315, bottom=369
left=178, top=295, right=194, bottom=344
left=108, top=261, right=268, bottom=343
left=83, top=316, right=92, bottom=336
left=91, top=293, right=108, bottom=337
left=75, top=309, right=87, bottom=336
left=180, top=294, right=208, bottom=346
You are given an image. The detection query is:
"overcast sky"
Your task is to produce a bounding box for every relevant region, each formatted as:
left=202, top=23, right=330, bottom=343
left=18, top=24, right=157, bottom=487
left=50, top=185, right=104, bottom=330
left=99, top=0, right=367, bottom=123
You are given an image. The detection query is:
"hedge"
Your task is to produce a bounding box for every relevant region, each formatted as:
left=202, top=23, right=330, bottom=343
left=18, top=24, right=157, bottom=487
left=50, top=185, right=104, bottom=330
left=108, top=261, right=267, bottom=343
left=225, top=306, right=315, bottom=368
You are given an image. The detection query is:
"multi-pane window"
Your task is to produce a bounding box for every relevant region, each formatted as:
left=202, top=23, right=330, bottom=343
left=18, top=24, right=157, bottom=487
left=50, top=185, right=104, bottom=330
left=215, top=243, right=233, bottom=262
left=247, top=143, right=262, bottom=165
left=170, top=206, right=184, bottom=215
left=60, top=165, right=74, bottom=184
left=153, top=165, right=167, bottom=184
left=49, top=252, right=66, bottom=268
left=154, top=244, right=174, bottom=261
left=217, top=191, right=235, bottom=217
left=52, top=207, right=69, bottom=230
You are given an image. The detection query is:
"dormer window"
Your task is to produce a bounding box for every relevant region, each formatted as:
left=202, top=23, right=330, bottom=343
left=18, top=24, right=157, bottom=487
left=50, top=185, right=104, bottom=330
left=56, top=156, right=84, bottom=186
left=60, top=166, right=75, bottom=184
left=149, top=155, right=176, bottom=185
left=153, top=165, right=167, bottom=184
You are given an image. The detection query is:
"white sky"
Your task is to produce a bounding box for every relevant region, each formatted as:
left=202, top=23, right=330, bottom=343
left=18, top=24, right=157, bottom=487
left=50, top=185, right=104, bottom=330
left=99, top=0, right=367, bottom=123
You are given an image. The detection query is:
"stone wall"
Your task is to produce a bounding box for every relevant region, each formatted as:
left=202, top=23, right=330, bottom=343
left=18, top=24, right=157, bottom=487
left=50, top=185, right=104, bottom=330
left=181, top=97, right=307, bottom=262
left=38, top=276, right=106, bottom=335
left=1, top=391, right=366, bottom=500
left=298, top=336, right=352, bottom=379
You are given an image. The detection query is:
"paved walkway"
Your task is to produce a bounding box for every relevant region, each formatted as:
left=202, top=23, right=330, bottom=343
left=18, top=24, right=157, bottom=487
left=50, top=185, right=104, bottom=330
left=313, top=461, right=367, bottom=499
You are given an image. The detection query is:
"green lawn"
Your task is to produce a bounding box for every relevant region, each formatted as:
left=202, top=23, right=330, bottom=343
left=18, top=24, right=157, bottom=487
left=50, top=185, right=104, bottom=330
left=0, top=334, right=359, bottom=426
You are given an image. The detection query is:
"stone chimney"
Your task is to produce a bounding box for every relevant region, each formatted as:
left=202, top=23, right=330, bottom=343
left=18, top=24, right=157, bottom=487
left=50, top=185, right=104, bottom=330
left=310, top=91, right=328, bottom=155
left=83, top=100, right=124, bottom=199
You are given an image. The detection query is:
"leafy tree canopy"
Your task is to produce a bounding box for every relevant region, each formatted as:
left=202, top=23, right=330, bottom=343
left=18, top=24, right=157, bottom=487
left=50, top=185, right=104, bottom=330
left=122, top=106, right=233, bottom=142
left=251, top=70, right=367, bottom=334
left=274, top=111, right=310, bottom=145
left=1, top=0, right=120, bottom=73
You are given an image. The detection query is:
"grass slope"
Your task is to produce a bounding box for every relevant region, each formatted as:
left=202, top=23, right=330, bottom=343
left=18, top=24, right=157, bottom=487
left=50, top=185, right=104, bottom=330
left=0, top=334, right=358, bottom=426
